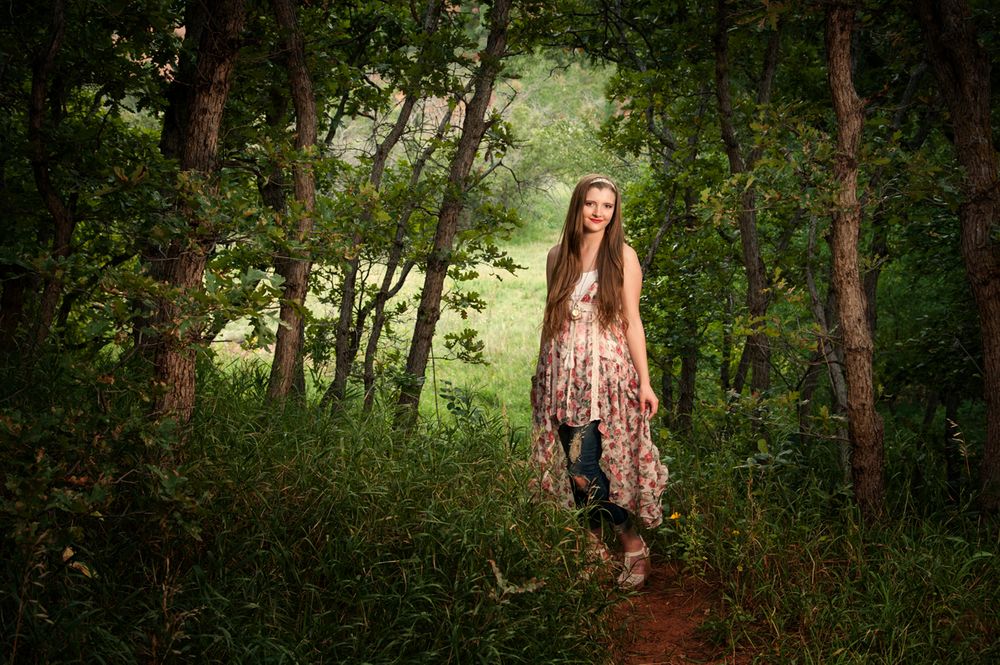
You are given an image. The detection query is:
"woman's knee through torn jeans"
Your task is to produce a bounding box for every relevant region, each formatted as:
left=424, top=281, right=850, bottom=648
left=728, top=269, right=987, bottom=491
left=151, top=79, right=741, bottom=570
left=557, top=420, right=628, bottom=528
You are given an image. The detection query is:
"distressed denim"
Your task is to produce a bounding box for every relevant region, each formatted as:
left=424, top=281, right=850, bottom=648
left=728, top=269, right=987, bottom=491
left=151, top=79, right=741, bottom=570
left=557, top=420, right=628, bottom=528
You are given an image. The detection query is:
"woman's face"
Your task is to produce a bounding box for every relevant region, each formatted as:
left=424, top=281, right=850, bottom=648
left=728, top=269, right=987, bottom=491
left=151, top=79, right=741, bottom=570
left=580, top=186, right=616, bottom=235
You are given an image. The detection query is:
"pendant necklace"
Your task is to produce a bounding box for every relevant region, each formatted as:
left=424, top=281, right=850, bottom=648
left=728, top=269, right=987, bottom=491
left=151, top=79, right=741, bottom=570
left=570, top=269, right=595, bottom=320
left=570, top=292, right=584, bottom=320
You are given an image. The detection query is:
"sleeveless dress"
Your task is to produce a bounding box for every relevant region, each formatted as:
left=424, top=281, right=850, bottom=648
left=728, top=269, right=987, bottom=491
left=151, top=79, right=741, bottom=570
left=530, top=272, right=669, bottom=528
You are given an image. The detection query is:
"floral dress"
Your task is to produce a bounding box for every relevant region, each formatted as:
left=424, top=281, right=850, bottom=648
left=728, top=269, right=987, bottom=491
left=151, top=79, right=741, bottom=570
left=530, top=275, right=669, bottom=528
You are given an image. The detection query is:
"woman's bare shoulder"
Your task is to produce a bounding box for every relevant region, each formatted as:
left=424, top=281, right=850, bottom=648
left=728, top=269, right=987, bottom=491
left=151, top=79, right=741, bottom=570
left=623, top=244, right=640, bottom=267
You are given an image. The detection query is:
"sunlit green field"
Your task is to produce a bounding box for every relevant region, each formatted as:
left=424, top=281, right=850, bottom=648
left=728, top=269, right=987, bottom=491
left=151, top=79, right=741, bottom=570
left=419, top=188, right=565, bottom=428
left=219, top=54, right=613, bottom=428
left=216, top=184, right=566, bottom=429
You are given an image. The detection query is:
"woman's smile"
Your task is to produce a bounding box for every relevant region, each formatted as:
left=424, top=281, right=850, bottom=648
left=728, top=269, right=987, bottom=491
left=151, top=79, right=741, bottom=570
left=582, top=185, right=616, bottom=232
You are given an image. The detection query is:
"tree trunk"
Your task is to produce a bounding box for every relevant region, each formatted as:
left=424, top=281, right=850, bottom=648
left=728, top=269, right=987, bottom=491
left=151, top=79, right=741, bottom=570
left=327, top=94, right=414, bottom=403
left=267, top=0, right=318, bottom=401
left=713, top=0, right=779, bottom=395
left=355, top=95, right=453, bottom=410
left=395, top=0, right=511, bottom=422
left=328, top=0, right=445, bottom=406
left=135, top=0, right=209, bottom=359
left=158, top=1, right=209, bottom=162
left=826, top=3, right=886, bottom=520
left=152, top=0, right=246, bottom=425
left=916, top=0, right=1000, bottom=512
left=27, top=0, right=75, bottom=347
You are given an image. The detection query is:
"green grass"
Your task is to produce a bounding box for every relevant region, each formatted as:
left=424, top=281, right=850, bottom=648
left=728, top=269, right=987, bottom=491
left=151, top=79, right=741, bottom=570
left=215, top=183, right=560, bottom=432
left=1, top=360, right=624, bottom=663
left=651, top=397, right=1000, bottom=664
left=419, top=186, right=565, bottom=429
left=183, top=367, right=620, bottom=662
left=146, top=50, right=1000, bottom=665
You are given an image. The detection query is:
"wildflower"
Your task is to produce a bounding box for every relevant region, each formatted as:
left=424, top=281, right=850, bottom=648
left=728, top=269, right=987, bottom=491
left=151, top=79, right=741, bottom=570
left=670, top=512, right=681, bottom=520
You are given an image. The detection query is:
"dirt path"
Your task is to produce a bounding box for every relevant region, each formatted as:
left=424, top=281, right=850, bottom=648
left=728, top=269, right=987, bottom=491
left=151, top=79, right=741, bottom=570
left=620, top=560, right=751, bottom=665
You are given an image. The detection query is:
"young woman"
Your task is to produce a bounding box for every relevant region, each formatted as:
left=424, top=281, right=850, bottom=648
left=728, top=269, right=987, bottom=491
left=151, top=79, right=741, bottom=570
left=530, top=173, right=668, bottom=589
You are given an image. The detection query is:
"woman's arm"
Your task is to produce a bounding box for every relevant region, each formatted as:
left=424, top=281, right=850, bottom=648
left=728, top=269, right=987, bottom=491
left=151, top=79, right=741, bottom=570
left=622, top=245, right=658, bottom=417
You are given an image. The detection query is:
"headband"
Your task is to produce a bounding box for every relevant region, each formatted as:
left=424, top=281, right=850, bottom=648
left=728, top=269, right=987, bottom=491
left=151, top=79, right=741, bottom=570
left=589, top=177, right=617, bottom=190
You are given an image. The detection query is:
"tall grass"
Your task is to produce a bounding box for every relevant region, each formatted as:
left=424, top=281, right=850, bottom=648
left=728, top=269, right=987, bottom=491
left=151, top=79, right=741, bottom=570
left=652, top=397, right=1000, bottom=664
left=2, top=359, right=625, bottom=663
left=420, top=214, right=1000, bottom=663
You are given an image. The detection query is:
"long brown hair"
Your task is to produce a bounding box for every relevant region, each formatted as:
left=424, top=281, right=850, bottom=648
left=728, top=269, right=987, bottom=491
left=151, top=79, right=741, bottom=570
left=542, top=174, right=626, bottom=341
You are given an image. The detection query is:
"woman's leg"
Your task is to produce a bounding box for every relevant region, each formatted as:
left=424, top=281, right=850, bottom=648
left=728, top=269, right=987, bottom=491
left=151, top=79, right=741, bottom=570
left=556, top=421, right=628, bottom=530
left=557, top=421, right=650, bottom=587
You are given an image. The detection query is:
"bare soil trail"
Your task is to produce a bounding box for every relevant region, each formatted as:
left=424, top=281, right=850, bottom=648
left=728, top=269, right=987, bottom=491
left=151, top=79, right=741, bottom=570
left=620, top=560, right=753, bottom=665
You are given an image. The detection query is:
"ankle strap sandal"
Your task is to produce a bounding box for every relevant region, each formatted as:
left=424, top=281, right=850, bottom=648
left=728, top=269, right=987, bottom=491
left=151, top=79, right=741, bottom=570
left=618, top=541, right=650, bottom=590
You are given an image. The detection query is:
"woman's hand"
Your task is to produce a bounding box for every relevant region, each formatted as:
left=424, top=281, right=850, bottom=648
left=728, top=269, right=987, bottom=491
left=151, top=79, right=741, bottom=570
left=638, top=382, right=658, bottom=418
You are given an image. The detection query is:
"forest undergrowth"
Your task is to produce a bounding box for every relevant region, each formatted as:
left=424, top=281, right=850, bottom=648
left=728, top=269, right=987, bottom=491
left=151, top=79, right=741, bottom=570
left=4, top=1, right=1000, bottom=662
left=654, top=396, right=1000, bottom=664
left=3, top=352, right=998, bottom=663
left=1, top=357, right=622, bottom=663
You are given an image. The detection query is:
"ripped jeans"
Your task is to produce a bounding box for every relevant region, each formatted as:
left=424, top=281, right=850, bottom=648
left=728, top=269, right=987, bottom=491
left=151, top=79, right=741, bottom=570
left=558, top=420, right=628, bottom=529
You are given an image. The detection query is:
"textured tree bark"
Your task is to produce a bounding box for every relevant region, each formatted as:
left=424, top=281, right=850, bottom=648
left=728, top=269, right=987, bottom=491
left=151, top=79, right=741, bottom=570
left=152, top=0, right=246, bottom=425
left=158, top=0, right=210, bottom=162
left=267, top=0, right=318, bottom=401
left=135, top=0, right=209, bottom=360
left=826, top=3, right=886, bottom=520
left=916, top=0, right=1000, bottom=511
left=396, top=0, right=511, bottom=421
